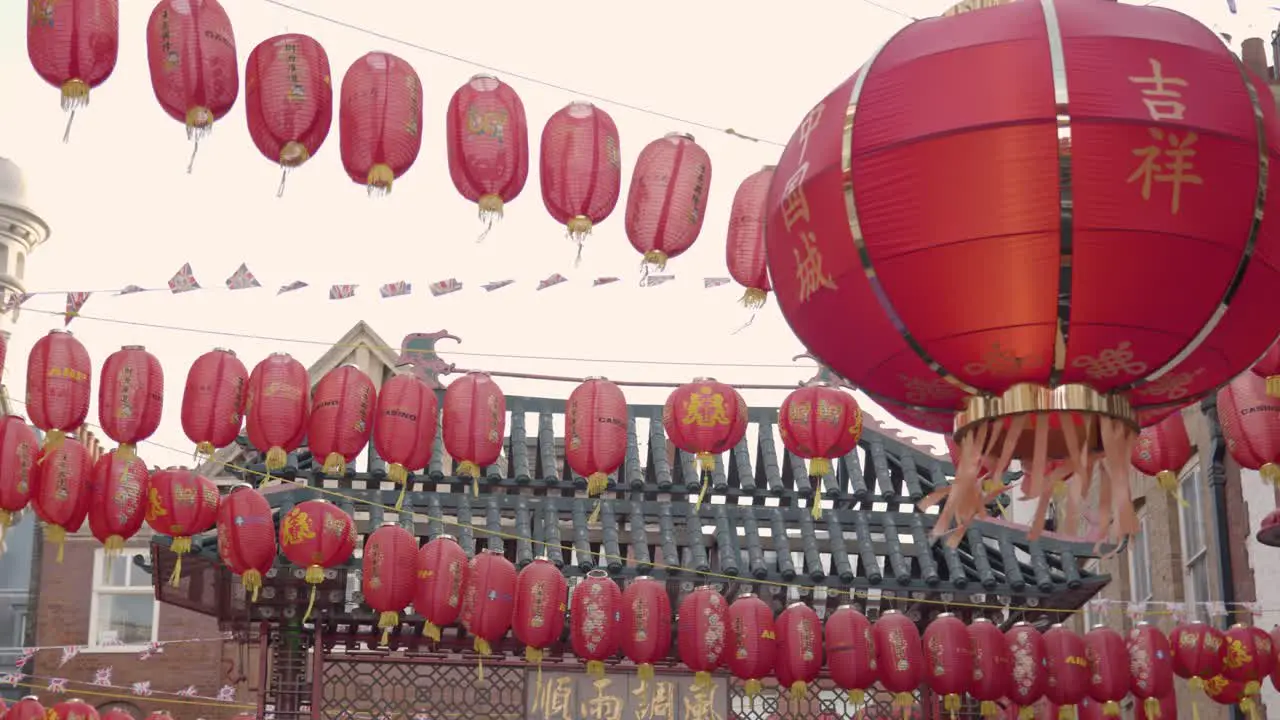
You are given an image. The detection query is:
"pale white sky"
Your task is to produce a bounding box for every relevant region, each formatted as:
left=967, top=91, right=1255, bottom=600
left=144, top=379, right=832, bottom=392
left=0, top=0, right=1271, bottom=468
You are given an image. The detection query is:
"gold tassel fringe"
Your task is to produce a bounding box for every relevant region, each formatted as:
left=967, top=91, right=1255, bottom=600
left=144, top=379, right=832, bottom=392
left=740, top=288, right=767, bottom=309
left=587, top=472, right=609, bottom=497
left=894, top=692, right=913, bottom=720
left=116, top=443, right=136, bottom=462
left=323, top=452, right=347, bottom=476
left=378, top=610, right=399, bottom=646
left=1143, top=698, right=1160, bottom=719
left=474, top=637, right=491, bottom=684
left=586, top=660, right=605, bottom=678
left=789, top=681, right=806, bottom=702
left=1156, top=470, right=1189, bottom=507
left=422, top=622, right=441, bottom=641
left=944, top=693, right=961, bottom=718
left=168, top=536, right=192, bottom=587
left=43, top=429, right=66, bottom=451
left=643, top=250, right=668, bottom=271
left=367, top=163, right=395, bottom=196
left=196, top=441, right=215, bottom=458
left=1104, top=700, right=1121, bottom=716
left=1261, top=463, right=1280, bottom=487
left=242, top=569, right=262, bottom=602
left=47, top=525, right=66, bottom=564
left=458, top=461, right=481, bottom=497
left=638, top=663, right=654, bottom=682
left=1267, top=375, right=1280, bottom=398
left=1058, top=706, right=1077, bottom=720
left=980, top=701, right=1000, bottom=718
left=744, top=679, right=761, bottom=697
left=1019, top=708, right=1035, bottom=720
left=389, top=463, right=410, bottom=510
left=848, top=689, right=865, bottom=707
left=302, top=565, right=325, bottom=622
left=265, top=446, right=288, bottom=471
left=694, top=671, right=712, bottom=689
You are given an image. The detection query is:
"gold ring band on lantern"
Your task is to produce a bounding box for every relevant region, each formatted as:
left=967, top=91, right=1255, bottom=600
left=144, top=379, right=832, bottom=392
left=586, top=568, right=609, bottom=579
left=954, top=383, right=1136, bottom=442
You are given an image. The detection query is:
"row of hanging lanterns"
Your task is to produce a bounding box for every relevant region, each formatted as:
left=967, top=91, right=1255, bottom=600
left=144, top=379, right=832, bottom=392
left=3, top=697, right=255, bottom=720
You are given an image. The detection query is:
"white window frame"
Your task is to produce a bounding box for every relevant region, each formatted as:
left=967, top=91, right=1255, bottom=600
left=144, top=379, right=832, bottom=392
left=1179, top=463, right=1212, bottom=621
left=86, top=549, right=160, bottom=653
left=1129, top=515, right=1153, bottom=604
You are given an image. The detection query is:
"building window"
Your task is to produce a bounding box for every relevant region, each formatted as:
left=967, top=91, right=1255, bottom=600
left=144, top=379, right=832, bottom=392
left=1180, top=465, right=1212, bottom=622
left=87, top=550, right=158, bottom=650
left=1129, top=516, right=1153, bottom=604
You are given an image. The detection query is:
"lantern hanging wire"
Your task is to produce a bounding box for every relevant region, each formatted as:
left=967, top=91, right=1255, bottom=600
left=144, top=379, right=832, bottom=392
left=60, top=79, right=90, bottom=143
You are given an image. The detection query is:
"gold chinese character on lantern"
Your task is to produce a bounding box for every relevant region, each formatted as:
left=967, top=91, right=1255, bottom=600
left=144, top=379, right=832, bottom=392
left=797, top=104, right=825, bottom=158
left=145, top=486, right=167, bottom=522
left=580, top=678, right=624, bottom=720
left=532, top=676, right=576, bottom=720
left=1127, top=127, right=1203, bottom=215
left=682, top=389, right=731, bottom=428
left=1128, top=58, right=1189, bottom=122
left=788, top=401, right=812, bottom=425
left=281, top=508, right=317, bottom=546
left=794, top=231, right=838, bottom=303
left=815, top=398, right=843, bottom=425
left=779, top=163, right=811, bottom=232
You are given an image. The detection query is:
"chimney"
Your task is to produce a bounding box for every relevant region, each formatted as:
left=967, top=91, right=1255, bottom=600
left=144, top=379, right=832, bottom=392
left=1242, top=37, right=1270, bottom=81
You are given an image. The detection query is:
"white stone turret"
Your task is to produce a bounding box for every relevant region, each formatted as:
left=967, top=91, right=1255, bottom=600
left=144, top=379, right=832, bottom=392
left=0, top=157, right=51, bottom=327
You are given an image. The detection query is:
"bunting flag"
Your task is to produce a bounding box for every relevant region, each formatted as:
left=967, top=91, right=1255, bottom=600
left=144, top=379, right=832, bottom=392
left=379, top=281, right=411, bottom=298
left=176, top=685, right=198, bottom=697
left=704, top=277, right=731, bottom=288
left=537, top=273, right=567, bottom=291
left=167, top=263, right=200, bottom=293
left=429, top=279, right=462, bottom=297
left=277, top=280, right=308, bottom=295
left=483, top=279, right=514, bottom=292
left=116, top=285, right=147, bottom=296
left=328, top=284, right=357, bottom=300
left=644, top=274, right=675, bottom=287
left=0, top=674, right=20, bottom=686
left=58, top=645, right=79, bottom=667
left=225, top=263, right=261, bottom=290
left=47, top=677, right=68, bottom=693
left=4, top=291, right=31, bottom=315
left=132, top=681, right=154, bottom=696
left=593, top=277, right=620, bottom=286
left=92, top=667, right=113, bottom=686
left=217, top=685, right=237, bottom=702
left=64, top=292, right=90, bottom=325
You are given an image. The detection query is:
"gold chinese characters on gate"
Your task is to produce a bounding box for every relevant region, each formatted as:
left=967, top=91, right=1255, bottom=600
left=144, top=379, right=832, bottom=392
left=1125, top=58, right=1202, bottom=215
left=528, top=671, right=727, bottom=720
left=778, top=104, right=837, bottom=305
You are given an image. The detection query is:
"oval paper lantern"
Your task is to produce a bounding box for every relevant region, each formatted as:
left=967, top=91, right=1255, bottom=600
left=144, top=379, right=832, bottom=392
left=1171, top=621, right=1226, bottom=685
left=726, top=166, right=775, bottom=309
left=88, top=450, right=149, bottom=554
left=415, top=534, right=469, bottom=642
left=460, top=549, right=518, bottom=661
left=625, top=133, right=712, bottom=272
left=565, top=377, right=628, bottom=505
left=1007, top=622, right=1049, bottom=714
left=26, top=329, right=91, bottom=449
left=1131, top=411, right=1193, bottom=497
left=182, top=348, right=247, bottom=457
left=570, top=569, right=622, bottom=677
left=620, top=576, right=671, bottom=681
left=7, top=697, right=45, bottom=720
left=34, top=437, right=91, bottom=563
left=27, top=0, right=119, bottom=140
left=1218, top=372, right=1280, bottom=486
left=1044, top=625, right=1089, bottom=715
left=146, top=468, right=219, bottom=586
left=216, top=484, right=275, bottom=602
left=308, top=364, right=376, bottom=476
left=1128, top=623, right=1175, bottom=719
left=245, top=353, right=309, bottom=473
left=244, top=33, right=332, bottom=191
left=1251, top=338, right=1280, bottom=397
left=969, top=618, right=1013, bottom=719
left=1084, top=626, right=1130, bottom=717
left=512, top=557, right=568, bottom=667
left=662, top=379, right=748, bottom=510
left=339, top=51, right=423, bottom=195
left=779, top=381, right=863, bottom=519
left=51, top=699, right=98, bottom=720
left=776, top=602, right=823, bottom=701
left=279, top=499, right=355, bottom=621
left=727, top=594, right=777, bottom=698
left=442, top=372, right=506, bottom=496
left=826, top=605, right=876, bottom=706
left=923, top=614, right=972, bottom=716
left=0, top=416, right=39, bottom=528
left=540, top=102, right=622, bottom=256
left=874, top=610, right=925, bottom=712
left=677, top=586, right=728, bottom=685
left=1222, top=624, right=1273, bottom=696
left=446, top=74, right=529, bottom=232
left=362, top=522, right=418, bottom=645
left=98, top=345, right=163, bottom=461
left=372, top=370, right=437, bottom=509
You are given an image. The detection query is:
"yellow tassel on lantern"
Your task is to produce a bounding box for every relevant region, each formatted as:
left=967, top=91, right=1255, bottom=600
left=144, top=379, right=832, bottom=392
left=638, top=663, right=654, bottom=682
left=1241, top=697, right=1259, bottom=720
left=567, top=215, right=593, bottom=240
left=61, top=79, right=89, bottom=110
left=1019, top=707, right=1036, bottom=720
left=323, top=452, right=347, bottom=477
left=744, top=679, right=762, bottom=698
left=185, top=106, right=213, bottom=136
left=643, top=250, right=669, bottom=271
left=196, top=441, right=216, bottom=458
left=1267, top=375, right=1280, bottom=397
left=0, top=510, right=11, bottom=529
left=586, top=660, right=605, bottom=678
left=422, top=622, right=441, bottom=642
left=587, top=472, right=609, bottom=498
left=848, top=689, right=865, bottom=707
left=526, top=646, right=544, bottom=687
left=43, top=429, right=66, bottom=451
left=740, top=288, right=767, bottom=309
left=694, top=452, right=715, bottom=511
left=694, top=672, right=712, bottom=689
left=280, top=141, right=310, bottom=168
left=168, top=536, right=192, bottom=587
left=893, top=692, right=913, bottom=720
left=46, top=525, right=66, bottom=564
left=302, top=564, right=325, bottom=623
left=979, top=700, right=1000, bottom=718
left=1155, top=470, right=1190, bottom=507
left=474, top=637, right=492, bottom=684
left=789, top=681, right=806, bottom=702
left=1103, top=700, right=1121, bottom=716
left=377, top=611, right=399, bottom=646
left=457, top=461, right=480, bottom=497
left=388, top=463, right=410, bottom=510
left=1142, top=697, right=1160, bottom=718
left=116, top=443, right=136, bottom=462
left=367, top=163, right=395, bottom=196
left=242, top=569, right=263, bottom=603
left=265, top=446, right=288, bottom=471
left=1188, top=676, right=1205, bottom=720
left=944, top=693, right=961, bottom=719
left=810, top=457, right=830, bottom=520
left=479, top=193, right=505, bottom=223
left=1057, top=706, right=1077, bottom=720
left=1261, top=463, right=1280, bottom=487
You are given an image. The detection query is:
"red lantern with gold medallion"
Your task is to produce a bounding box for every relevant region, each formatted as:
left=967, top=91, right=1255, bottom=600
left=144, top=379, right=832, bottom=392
left=308, top=364, right=376, bottom=477
left=663, top=379, right=748, bottom=510
left=216, top=485, right=275, bottom=602
left=540, top=102, right=622, bottom=257
left=1007, top=622, right=1049, bottom=718
left=339, top=52, right=423, bottom=195
left=625, top=133, right=712, bottom=273
left=245, top=353, right=309, bottom=473
left=1171, top=621, right=1224, bottom=700
left=677, top=586, right=729, bottom=687
left=1217, top=373, right=1280, bottom=486
left=1222, top=624, right=1273, bottom=700
left=182, top=348, right=248, bottom=458
left=442, top=372, right=506, bottom=496
left=1044, top=625, right=1089, bottom=716
left=825, top=604, right=876, bottom=706
left=51, top=698, right=98, bottom=720
left=621, top=576, right=671, bottom=682
left=33, top=437, right=91, bottom=564
left=923, top=613, right=972, bottom=719
left=447, top=74, right=529, bottom=233
left=146, top=467, right=219, bottom=586
left=0, top=416, right=39, bottom=530
left=372, top=370, right=437, bottom=510
left=244, top=33, right=332, bottom=192
left=415, top=534, right=469, bottom=641
left=565, top=377, right=628, bottom=508
left=1084, top=626, right=1130, bottom=717
left=775, top=602, right=823, bottom=702
left=779, top=381, right=862, bottom=519
left=88, top=450, right=149, bottom=555
left=98, top=345, right=164, bottom=461
left=27, top=0, right=118, bottom=141
left=362, top=522, right=418, bottom=645
left=26, top=329, right=91, bottom=449
left=727, top=594, right=776, bottom=698
left=570, top=569, right=622, bottom=677
left=279, top=499, right=355, bottom=621
left=513, top=557, right=568, bottom=670
left=726, top=166, right=775, bottom=309
left=874, top=609, right=924, bottom=713
left=1205, top=674, right=1254, bottom=715
left=969, top=618, right=1012, bottom=719
left=1131, top=411, right=1193, bottom=497
left=460, top=549, right=518, bottom=675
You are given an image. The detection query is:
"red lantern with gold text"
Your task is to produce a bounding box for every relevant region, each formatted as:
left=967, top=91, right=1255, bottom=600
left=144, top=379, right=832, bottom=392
left=216, top=485, right=275, bottom=602
left=663, top=379, right=748, bottom=510
left=245, top=353, right=309, bottom=474
left=621, top=576, right=671, bottom=682
left=765, top=0, right=1280, bottom=545
left=146, top=0, right=238, bottom=170
left=414, top=534, right=469, bottom=641
left=146, top=468, right=219, bottom=586
left=1217, top=373, right=1280, bottom=486
left=1131, top=411, right=1192, bottom=498
left=245, top=34, right=332, bottom=194
left=1084, top=626, right=1130, bottom=717
left=727, top=594, right=776, bottom=698
left=776, top=602, right=823, bottom=703
left=0, top=330, right=7, bottom=381
left=969, top=618, right=1013, bottom=719
left=339, top=52, right=422, bottom=195
left=51, top=698, right=98, bottom=720
left=1007, top=622, right=1049, bottom=718
left=1128, top=623, right=1175, bottom=720
left=447, top=74, right=529, bottom=236
left=182, top=348, right=248, bottom=458
left=626, top=133, right=712, bottom=273
left=33, top=437, right=90, bottom=563
left=442, top=372, right=506, bottom=496
left=309, top=364, right=375, bottom=477
left=460, top=549, right=517, bottom=677
left=0, top=416, right=39, bottom=530
left=26, top=329, right=91, bottom=449
left=779, top=382, right=863, bottom=519
left=565, top=377, right=628, bottom=512
left=373, top=370, right=437, bottom=509
left=540, top=102, right=621, bottom=258
left=7, top=697, right=44, bottom=720
left=27, top=0, right=118, bottom=140
left=513, top=557, right=568, bottom=671
left=571, top=569, right=622, bottom=677
left=874, top=609, right=924, bottom=713
left=1044, top=625, right=1089, bottom=717
left=279, top=499, right=355, bottom=622
left=362, top=522, right=418, bottom=645
left=98, top=345, right=163, bottom=461
left=678, top=586, right=728, bottom=687
left=88, top=450, right=149, bottom=554
left=1170, top=621, right=1224, bottom=703
left=1251, top=338, right=1280, bottom=397
left=924, top=614, right=972, bottom=719
left=1222, top=624, right=1273, bottom=702
left=727, top=166, right=775, bottom=309
left=826, top=605, right=876, bottom=706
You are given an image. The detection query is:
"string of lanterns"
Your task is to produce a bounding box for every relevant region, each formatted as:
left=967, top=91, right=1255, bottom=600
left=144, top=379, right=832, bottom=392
left=3, top=698, right=253, bottom=720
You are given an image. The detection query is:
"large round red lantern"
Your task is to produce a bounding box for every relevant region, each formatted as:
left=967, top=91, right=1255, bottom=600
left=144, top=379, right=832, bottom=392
left=1084, top=626, right=1130, bottom=717
left=766, top=0, right=1280, bottom=544
left=1250, top=339, right=1280, bottom=397
left=442, top=372, right=506, bottom=496
left=309, top=365, right=375, bottom=477
left=969, top=618, right=1013, bottom=719
left=570, top=569, right=622, bottom=677
left=0, top=416, right=39, bottom=529
left=625, top=133, right=712, bottom=272
left=216, top=485, right=275, bottom=602
left=826, top=605, right=876, bottom=706
left=565, top=377, right=628, bottom=509
left=182, top=348, right=248, bottom=458
left=513, top=557, right=568, bottom=668
left=539, top=102, right=622, bottom=258
left=145, top=0, right=238, bottom=170
left=1204, top=674, right=1253, bottom=715
left=146, top=468, right=219, bottom=586
left=727, top=594, right=776, bottom=698
left=245, top=353, right=309, bottom=474
left=677, top=586, right=728, bottom=685
left=244, top=33, right=332, bottom=193
left=51, top=698, right=98, bottom=720
left=779, top=382, right=863, bottom=519
left=1128, top=623, right=1175, bottom=720
left=27, top=0, right=118, bottom=140
left=726, top=166, right=774, bottom=309
left=1131, top=411, right=1193, bottom=497
left=446, top=74, right=529, bottom=235
left=1170, top=621, right=1225, bottom=699
left=776, top=602, right=823, bottom=702
left=1222, top=623, right=1274, bottom=699
left=98, top=345, right=163, bottom=461
left=88, top=450, right=149, bottom=554
left=460, top=549, right=517, bottom=672
left=1217, top=372, right=1280, bottom=486
left=415, top=534, right=469, bottom=641
left=923, top=614, right=972, bottom=718
left=26, top=329, right=91, bottom=449
left=362, top=522, right=418, bottom=645
left=662, top=379, right=748, bottom=509
left=6, top=697, right=44, bottom=720
left=34, top=437, right=91, bottom=563
left=279, top=499, right=355, bottom=621
left=339, top=51, right=422, bottom=195
left=1044, top=625, right=1089, bottom=716
left=373, top=371, right=437, bottom=509
left=621, top=576, right=672, bottom=681
left=99, top=709, right=134, bottom=720
left=1007, top=622, right=1049, bottom=716
left=874, top=610, right=925, bottom=712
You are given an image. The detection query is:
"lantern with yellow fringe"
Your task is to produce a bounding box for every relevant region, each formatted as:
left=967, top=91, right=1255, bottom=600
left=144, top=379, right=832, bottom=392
left=1205, top=674, right=1256, bottom=719
left=727, top=594, right=776, bottom=699
left=923, top=614, right=972, bottom=720
left=625, top=133, right=712, bottom=274
left=1170, top=621, right=1225, bottom=718
left=0, top=416, right=38, bottom=533
left=362, top=522, right=418, bottom=646
left=662, top=379, right=748, bottom=511
left=1217, top=373, right=1280, bottom=487
left=621, top=576, right=671, bottom=683
left=874, top=610, right=924, bottom=715
left=1006, top=622, right=1049, bottom=720
left=512, top=557, right=567, bottom=681
left=33, top=437, right=91, bottom=564
left=570, top=569, right=621, bottom=678
left=565, top=377, right=628, bottom=522
left=245, top=33, right=333, bottom=195
left=145, top=468, right=219, bottom=586
left=279, top=500, right=354, bottom=623
left=540, top=102, right=622, bottom=261
left=1131, top=412, right=1193, bottom=500
left=1084, top=626, right=1130, bottom=718
left=460, top=549, right=517, bottom=682
left=442, top=372, right=507, bottom=497
left=1044, top=624, right=1089, bottom=720
left=182, top=348, right=248, bottom=460
left=27, top=0, right=118, bottom=142
left=726, top=166, right=774, bottom=310
left=308, top=364, right=376, bottom=477
left=779, top=381, right=862, bottom=520
left=826, top=605, right=876, bottom=708
left=339, top=52, right=423, bottom=196
left=1134, top=690, right=1176, bottom=720
left=415, top=534, right=469, bottom=642
left=88, top=450, right=149, bottom=557
left=97, top=345, right=164, bottom=462
left=216, top=485, right=275, bottom=602
left=372, top=369, right=437, bottom=511
left=677, top=586, right=728, bottom=689
left=1221, top=624, right=1273, bottom=711
left=245, top=353, right=309, bottom=478
left=26, top=329, right=91, bottom=451
left=1251, top=339, right=1280, bottom=398
left=446, top=74, right=530, bottom=237
left=968, top=618, right=1011, bottom=719
left=776, top=602, right=823, bottom=705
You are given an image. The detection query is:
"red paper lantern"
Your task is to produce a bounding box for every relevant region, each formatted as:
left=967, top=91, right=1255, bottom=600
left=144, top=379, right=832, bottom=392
left=216, top=485, right=275, bottom=602
left=1170, top=621, right=1225, bottom=685
left=1128, top=623, right=1175, bottom=719
left=362, top=522, right=418, bottom=645
left=1131, top=411, right=1193, bottom=497
left=279, top=499, right=355, bottom=621
left=765, top=0, right=1280, bottom=544
left=1007, top=622, right=1049, bottom=714
left=51, top=698, right=98, bottom=720
left=98, top=345, right=163, bottom=461
left=33, top=437, right=91, bottom=563
left=565, top=377, right=628, bottom=504
left=513, top=557, right=568, bottom=666
left=1204, top=674, right=1252, bottom=713
left=446, top=74, right=529, bottom=233
left=539, top=102, right=622, bottom=256
left=88, top=450, right=149, bottom=553
left=779, top=382, right=863, bottom=519
left=309, top=364, right=375, bottom=477
left=245, top=353, right=309, bottom=473
left=969, top=618, right=1013, bottom=719
left=145, top=0, right=238, bottom=167
left=244, top=33, right=332, bottom=192
left=874, top=610, right=924, bottom=711
left=625, top=133, right=712, bottom=272
left=726, top=166, right=775, bottom=309
left=1222, top=624, right=1273, bottom=696
left=442, top=372, right=506, bottom=496
left=1084, top=626, right=1130, bottom=717
left=923, top=614, right=972, bottom=717
left=182, top=348, right=248, bottom=457
left=27, top=0, right=118, bottom=139
left=727, top=594, right=777, bottom=698
left=1044, top=625, right=1089, bottom=714
left=677, top=586, right=729, bottom=685
left=1251, top=339, right=1280, bottom=397
left=1218, top=373, right=1280, bottom=486
left=662, top=379, right=748, bottom=509
left=372, top=371, right=438, bottom=509
left=100, top=710, right=134, bottom=720
left=570, top=569, right=622, bottom=677
left=146, top=467, right=219, bottom=586
left=775, top=602, right=823, bottom=702
left=339, top=51, right=423, bottom=195
left=26, top=329, right=91, bottom=449
left=6, top=697, right=44, bottom=720
left=826, top=605, right=877, bottom=706
left=0, top=330, right=7, bottom=380
left=621, top=576, right=672, bottom=681
left=460, top=549, right=518, bottom=663
left=0, top=416, right=39, bottom=528
left=415, top=534, right=469, bottom=641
